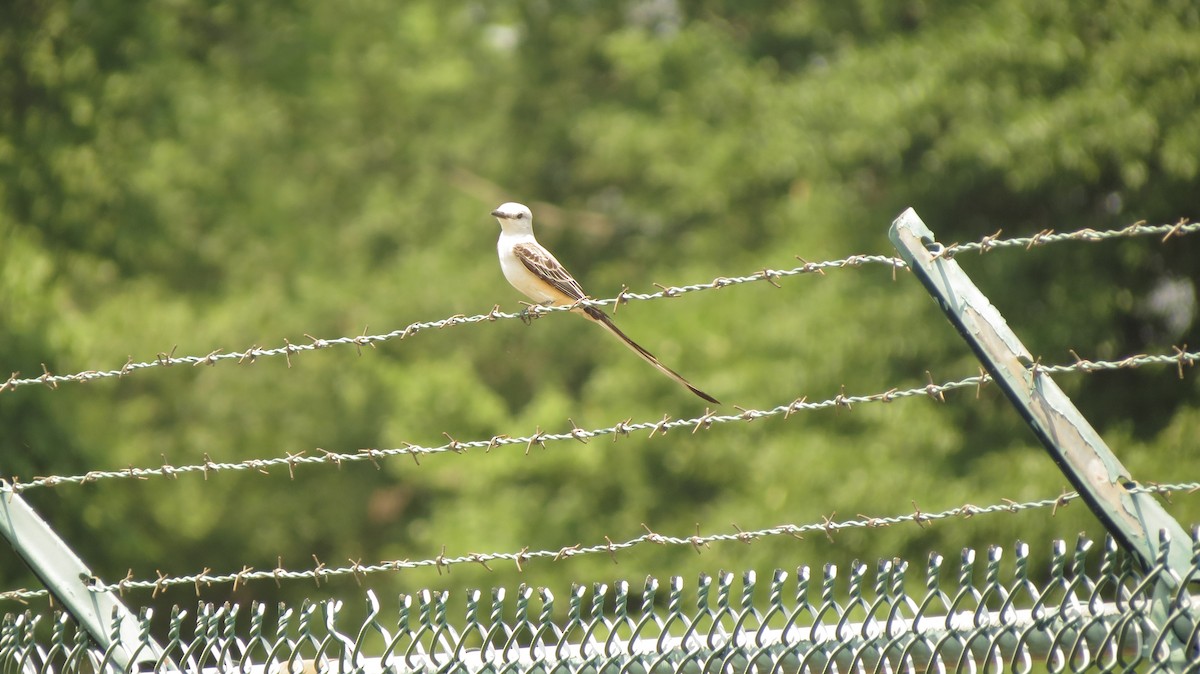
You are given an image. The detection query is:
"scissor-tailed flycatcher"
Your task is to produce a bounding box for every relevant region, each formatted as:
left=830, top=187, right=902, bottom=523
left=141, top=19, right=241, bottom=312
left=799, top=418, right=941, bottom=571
left=492, top=202, right=719, bottom=404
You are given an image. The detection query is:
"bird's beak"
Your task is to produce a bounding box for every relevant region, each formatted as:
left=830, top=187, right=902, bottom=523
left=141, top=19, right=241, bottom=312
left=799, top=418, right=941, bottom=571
left=490, top=209, right=504, bottom=218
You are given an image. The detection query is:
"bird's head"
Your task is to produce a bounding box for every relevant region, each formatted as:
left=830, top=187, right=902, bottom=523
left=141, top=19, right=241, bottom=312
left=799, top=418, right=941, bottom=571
left=491, top=202, right=534, bottom=234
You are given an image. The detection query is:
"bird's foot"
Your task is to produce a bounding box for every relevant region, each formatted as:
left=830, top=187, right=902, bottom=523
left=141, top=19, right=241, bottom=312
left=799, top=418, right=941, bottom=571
left=517, top=301, right=539, bottom=325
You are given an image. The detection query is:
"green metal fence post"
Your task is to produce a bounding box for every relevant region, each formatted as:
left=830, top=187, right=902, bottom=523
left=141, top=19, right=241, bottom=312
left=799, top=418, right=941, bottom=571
left=889, top=208, right=1192, bottom=667
left=0, top=482, right=167, bottom=671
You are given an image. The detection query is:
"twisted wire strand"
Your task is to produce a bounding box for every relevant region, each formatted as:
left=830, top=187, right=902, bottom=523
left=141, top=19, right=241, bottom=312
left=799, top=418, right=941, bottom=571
left=941, top=217, right=1198, bottom=255
left=0, top=481, right=1193, bottom=601
left=2, top=218, right=1194, bottom=394
left=5, top=348, right=1194, bottom=495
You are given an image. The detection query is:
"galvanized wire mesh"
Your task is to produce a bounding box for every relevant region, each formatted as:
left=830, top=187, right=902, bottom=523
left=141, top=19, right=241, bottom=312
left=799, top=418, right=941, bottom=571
left=3, top=532, right=1199, bottom=674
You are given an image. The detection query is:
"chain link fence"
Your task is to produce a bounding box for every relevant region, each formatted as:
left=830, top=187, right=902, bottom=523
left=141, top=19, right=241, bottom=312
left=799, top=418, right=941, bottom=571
left=3, top=532, right=1199, bottom=674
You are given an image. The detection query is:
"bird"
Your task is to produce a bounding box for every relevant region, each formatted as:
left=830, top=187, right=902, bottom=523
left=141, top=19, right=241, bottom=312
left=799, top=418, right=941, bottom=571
left=491, top=202, right=719, bottom=404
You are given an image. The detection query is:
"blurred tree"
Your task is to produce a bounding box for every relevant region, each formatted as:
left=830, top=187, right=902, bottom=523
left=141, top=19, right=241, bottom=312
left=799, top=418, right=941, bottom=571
left=0, top=0, right=1196, bottom=616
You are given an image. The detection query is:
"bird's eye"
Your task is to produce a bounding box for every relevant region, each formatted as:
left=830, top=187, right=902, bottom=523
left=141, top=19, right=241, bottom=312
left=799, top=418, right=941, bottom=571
left=516, top=213, right=525, bottom=219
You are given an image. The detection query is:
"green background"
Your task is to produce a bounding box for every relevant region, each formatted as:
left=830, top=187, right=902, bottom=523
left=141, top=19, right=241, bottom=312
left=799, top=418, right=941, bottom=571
left=1, top=0, right=1198, bottom=614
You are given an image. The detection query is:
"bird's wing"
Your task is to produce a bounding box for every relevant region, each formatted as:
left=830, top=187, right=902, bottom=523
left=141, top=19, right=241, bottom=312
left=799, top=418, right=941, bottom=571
left=512, top=242, right=587, bottom=302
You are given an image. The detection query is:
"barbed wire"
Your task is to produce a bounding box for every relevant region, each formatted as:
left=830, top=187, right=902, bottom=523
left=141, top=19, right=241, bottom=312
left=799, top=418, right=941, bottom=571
left=0, top=481, right=1194, bottom=602
left=1, top=218, right=1194, bottom=395
left=5, top=347, right=1194, bottom=495
left=0, top=587, right=49, bottom=602
left=0, top=255, right=901, bottom=393
left=940, top=217, right=1197, bottom=256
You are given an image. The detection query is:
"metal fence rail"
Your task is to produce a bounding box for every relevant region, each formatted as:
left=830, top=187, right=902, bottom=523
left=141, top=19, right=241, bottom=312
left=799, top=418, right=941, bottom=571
left=2, top=532, right=1198, bottom=674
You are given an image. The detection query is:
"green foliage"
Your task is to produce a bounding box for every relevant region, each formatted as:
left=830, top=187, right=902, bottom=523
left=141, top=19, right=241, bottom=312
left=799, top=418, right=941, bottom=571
left=0, top=0, right=1197, bottom=613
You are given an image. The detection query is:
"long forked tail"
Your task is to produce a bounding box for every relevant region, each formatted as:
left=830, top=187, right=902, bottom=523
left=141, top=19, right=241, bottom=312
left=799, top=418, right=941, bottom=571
left=582, top=306, right=720, bottom=404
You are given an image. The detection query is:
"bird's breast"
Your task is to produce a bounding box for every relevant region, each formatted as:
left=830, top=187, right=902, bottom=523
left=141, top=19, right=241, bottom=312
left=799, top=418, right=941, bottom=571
left=498, top=244, right=559, bottom=305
